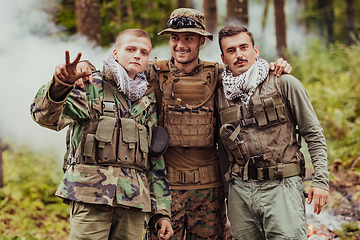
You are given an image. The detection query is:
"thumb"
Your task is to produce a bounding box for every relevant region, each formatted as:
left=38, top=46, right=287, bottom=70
left=307, top=189, right=313, bottom=204
left=158, top=223, right=166, bottom=239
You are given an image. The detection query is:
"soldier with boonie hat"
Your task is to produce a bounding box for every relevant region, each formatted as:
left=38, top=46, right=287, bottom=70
left=158, top=8, right=213, bottom=40
left=144, top=7, right=294, bottom=240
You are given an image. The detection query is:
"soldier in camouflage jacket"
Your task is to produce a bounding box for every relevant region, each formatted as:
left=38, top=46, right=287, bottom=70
left=30, top=29, right=173, bottom=240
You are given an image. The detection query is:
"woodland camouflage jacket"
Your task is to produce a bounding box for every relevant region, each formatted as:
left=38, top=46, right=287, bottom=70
left=30, top=67, right=171, bottom=218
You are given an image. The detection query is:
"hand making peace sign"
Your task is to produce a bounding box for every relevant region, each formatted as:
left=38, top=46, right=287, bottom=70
left=55, top=51, right=92, bottom=84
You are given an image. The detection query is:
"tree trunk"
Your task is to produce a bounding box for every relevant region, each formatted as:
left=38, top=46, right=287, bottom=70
left=75, top=0, right=102, bottom=46
left=226, top=0, right=248, bottom=26
left=178, top=0, right=186, bottom=8
left=346, top=0, right=355, bottom=45
left=118, top=0, right=129, bottom=24
left=0, top=139, right=3, bottom=188
left=319, top=0, right=334, bottom=45
left=274, top=0, right=287, bottom=59
left=203, top=0, right=217, bottom=34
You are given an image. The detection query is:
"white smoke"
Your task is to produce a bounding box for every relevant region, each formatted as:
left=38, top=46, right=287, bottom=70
left=0, top=0, right=111, bottom=156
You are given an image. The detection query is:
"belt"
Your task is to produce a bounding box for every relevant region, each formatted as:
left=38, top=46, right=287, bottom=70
left=232, top=163, right=301, bottom=180
left=167, top=164, right=221, bottom=185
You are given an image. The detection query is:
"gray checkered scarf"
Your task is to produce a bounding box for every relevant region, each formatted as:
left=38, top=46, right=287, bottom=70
left=103, top=54, right=148, bottom=104
left=222, top=57, right=269, bottom=106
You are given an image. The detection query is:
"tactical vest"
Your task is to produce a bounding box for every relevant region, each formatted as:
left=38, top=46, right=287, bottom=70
left=65, top=76, right=153, bottom=171
left=154, top=60, right=218, bottom=148
left=217, top=72, right=305, bottom=181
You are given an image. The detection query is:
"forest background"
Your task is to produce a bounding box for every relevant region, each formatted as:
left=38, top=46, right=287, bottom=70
left=1, top=0, right=360, bottom=239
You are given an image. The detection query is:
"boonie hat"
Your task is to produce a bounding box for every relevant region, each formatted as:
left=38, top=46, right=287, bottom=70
left=158, top=8, right=213, bottom=41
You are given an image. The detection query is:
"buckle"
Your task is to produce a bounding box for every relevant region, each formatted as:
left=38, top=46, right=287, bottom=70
left=103, top=101, right=115, bottom=113
left=250, top=154, right=264, bottom=162
left=179, top=170, right=198, bottom=183
left=241, top=118, right=256, bottom=127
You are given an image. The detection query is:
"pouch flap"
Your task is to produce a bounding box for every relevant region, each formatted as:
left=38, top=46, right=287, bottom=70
left=121, top=118, right=138, bottom=143
left=95, top=116, right=116, bottom=143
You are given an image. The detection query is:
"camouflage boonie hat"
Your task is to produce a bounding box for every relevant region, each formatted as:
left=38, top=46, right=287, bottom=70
left=158, top=8, right=213, bottom=41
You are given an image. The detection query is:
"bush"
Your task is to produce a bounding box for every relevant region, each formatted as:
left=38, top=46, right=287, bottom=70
left=0, top=142, right=69, bottom=239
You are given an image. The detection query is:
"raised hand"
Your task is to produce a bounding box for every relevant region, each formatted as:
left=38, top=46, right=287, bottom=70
left=55, top=51, right=92, bottom=84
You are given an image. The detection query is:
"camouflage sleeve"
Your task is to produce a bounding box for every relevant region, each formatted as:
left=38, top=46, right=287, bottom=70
left=146, top=98, right=171, bottom=219
left=30, top=73, right=98, bottom=131
left=148, top=155, right=172, bottom=218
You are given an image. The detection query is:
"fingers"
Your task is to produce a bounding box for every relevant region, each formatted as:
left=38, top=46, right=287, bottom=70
left=71, top=52, right=82, bottom=66
left=75, top=79, right=85, bottom=89
left=65, top=50, right=70, bottom=65
left=284, top=65, right=292, bottom=74
left=55, top=64, right=68, bottom=80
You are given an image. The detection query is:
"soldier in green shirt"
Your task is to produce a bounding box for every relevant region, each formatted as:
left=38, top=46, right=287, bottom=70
left=31, top=29, right=173, bottom=240
left=217, top=25, right=329, bottom=240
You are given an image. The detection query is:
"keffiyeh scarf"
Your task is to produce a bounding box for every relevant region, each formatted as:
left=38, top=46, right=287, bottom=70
left=103, top=54, right=148, bottom=106
left=222, top=57, right=269, bottom=106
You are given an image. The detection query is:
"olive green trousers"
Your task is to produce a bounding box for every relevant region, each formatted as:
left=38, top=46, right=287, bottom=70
left=228, top=175, right=307, bottom=240
left=69, top=201, right=146, bottom=240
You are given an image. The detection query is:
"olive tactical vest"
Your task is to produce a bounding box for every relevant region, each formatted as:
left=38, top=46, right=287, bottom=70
left=154, top=60, right=218, bottom=148
left=217, top=72, right=305, bottom=181
left=65, top=77, right=153, bottom=171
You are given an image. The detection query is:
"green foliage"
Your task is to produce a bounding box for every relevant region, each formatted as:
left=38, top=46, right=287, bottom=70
left=299, top=0, right=360, bottom=44
left=54, top=0, right=177, bottom=47
left=289, top=39, right=360, bottom=165
left=334, top=221, right=360, bottom=240
left=0, top=142, right=69, bottom=239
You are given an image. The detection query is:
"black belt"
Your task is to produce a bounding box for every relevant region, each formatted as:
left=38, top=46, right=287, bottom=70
left=232, top=163, right=301, bottom=180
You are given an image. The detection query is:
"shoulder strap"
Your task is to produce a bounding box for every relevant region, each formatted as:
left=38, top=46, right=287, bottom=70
left=102, top=79, right=130, bottom=118
left=189, top=62, right=219, bottom=109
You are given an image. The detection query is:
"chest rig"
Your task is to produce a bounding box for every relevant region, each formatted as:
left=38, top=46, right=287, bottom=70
left=66, top=76, right=153, bottom=171
left=217, top=72, right=305, bottom=181
left=155, top=60, right=218, bottom=148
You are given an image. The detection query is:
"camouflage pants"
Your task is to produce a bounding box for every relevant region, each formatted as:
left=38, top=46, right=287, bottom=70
left=145, top=187, right=226, bottom=240
left=171, top=187, right=226, bottom=240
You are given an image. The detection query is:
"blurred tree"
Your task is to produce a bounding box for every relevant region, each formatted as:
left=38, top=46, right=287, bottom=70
left=319, top=0, right=334, bottom=45
left=204, top=0, right=217, bottom=34
left=178, top=0, right=186, bottom=8
left=54, top=0, right=177, bottom=47
left=346, top=0, right=355, bottom=45
left=274, top=0, right=287, bottom=59
left=75, top=0, right=102, bottom=46
left=226, top=0, right=248, bottom=26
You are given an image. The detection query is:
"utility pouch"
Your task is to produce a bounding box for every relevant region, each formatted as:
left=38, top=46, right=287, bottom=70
left=95, top=116, right=117, bottom=163
left=135, top=124, right=149, bottom=169
left=149, top=125, right=169, bottom=157
left=117, top=118, right=137, bottom=165
left=219, top=124, right=244, bottom=161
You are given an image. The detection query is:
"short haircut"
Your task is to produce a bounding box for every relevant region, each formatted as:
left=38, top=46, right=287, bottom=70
left=218, top=25, right=255, bottom=54
left=115, top=29, right=151, bottom=49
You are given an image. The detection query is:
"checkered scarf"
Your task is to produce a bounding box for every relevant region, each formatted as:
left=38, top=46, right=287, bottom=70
left=222, top=57, right=269, bottom=106
left=103, top=54, right=148, bottom=104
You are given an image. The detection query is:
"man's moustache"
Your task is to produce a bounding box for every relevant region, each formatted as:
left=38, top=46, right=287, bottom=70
left=234, top=59, right=247, bottom=65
